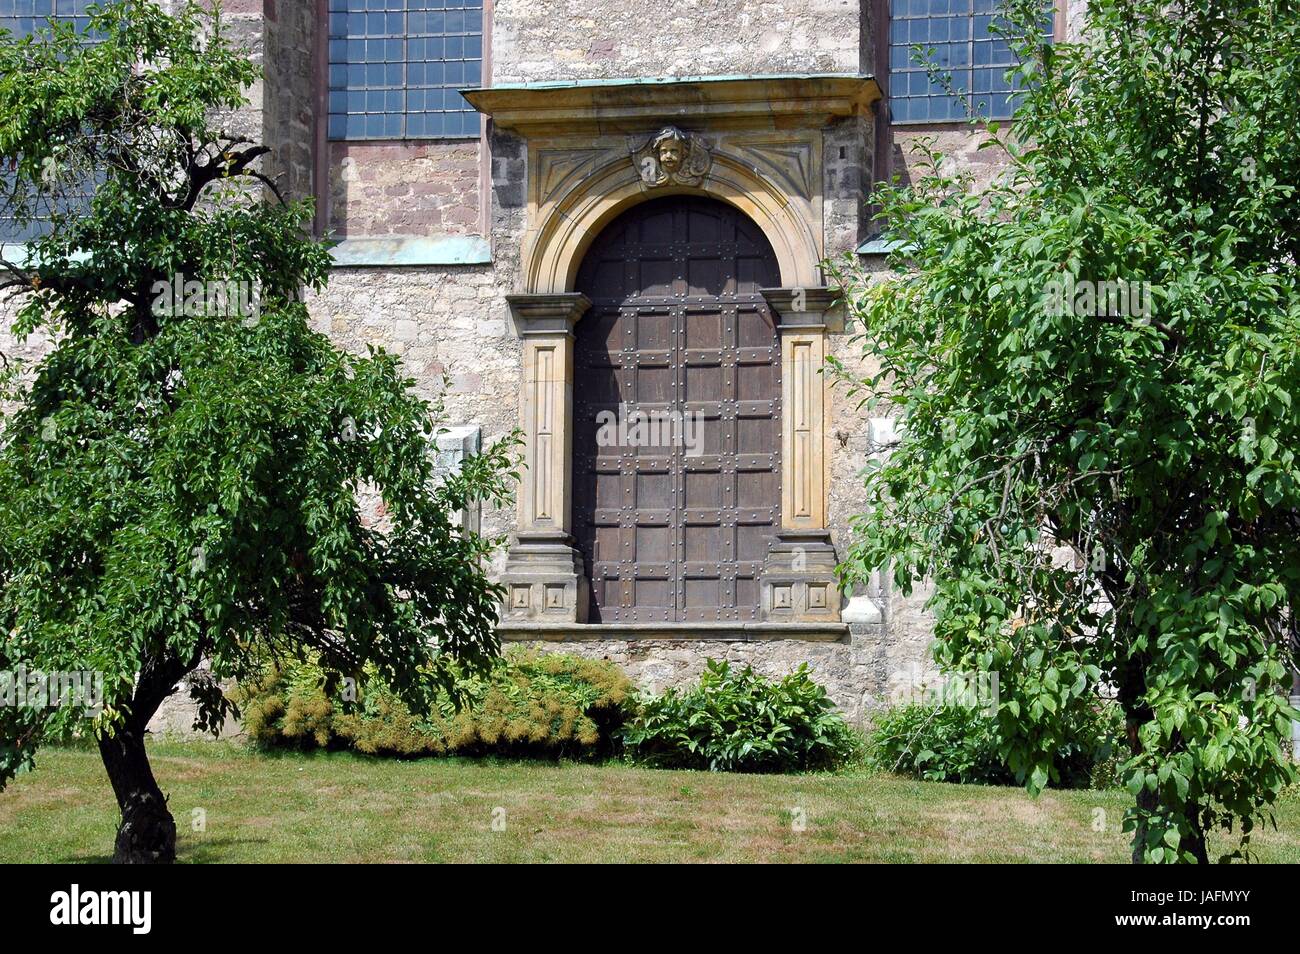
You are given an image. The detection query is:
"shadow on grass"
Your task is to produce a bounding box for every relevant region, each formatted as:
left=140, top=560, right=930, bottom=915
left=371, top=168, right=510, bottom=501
left=56, top=837, right=271, bottom=865
left=177, top=837, right=270, bottom=864
left=235, top=743, right=628, bottom=771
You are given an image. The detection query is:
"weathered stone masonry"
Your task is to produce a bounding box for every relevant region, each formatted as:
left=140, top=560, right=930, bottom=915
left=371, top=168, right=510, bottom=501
left=0, top=0, right=1084, bottom=728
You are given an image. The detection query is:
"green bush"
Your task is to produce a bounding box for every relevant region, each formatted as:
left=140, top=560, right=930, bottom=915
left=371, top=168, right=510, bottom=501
left=237, top=647, right=636, bottom=759
left=621, top=660, right=862, bottom=773
left=868, top=700, right=1125, bottom=789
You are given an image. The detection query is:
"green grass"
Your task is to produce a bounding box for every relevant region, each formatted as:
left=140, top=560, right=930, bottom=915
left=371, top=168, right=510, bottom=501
left=2, top=740, right=1298, bottom=863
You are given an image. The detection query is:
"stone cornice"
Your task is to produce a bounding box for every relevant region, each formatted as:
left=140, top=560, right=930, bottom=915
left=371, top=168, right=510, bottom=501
left=497, top=621, right=850, bottom=643
left=761, top=286, right=844, bottom=332
left=507, top=292, right=592, bottom=336
left=462, top=74, right=882, bottom=137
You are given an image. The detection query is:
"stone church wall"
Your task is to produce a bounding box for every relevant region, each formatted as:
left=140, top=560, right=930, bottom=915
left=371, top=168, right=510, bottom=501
left=0, top=0, right=1084, bottom=730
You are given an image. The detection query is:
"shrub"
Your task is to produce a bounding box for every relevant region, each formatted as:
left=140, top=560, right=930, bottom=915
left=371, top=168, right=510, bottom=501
left=868, top=702, right=1011, bottom=785
left=869, top=700, right=1125, bottom=789
left=622, top=660, right=861, bottom=773
left=237, top=648, right=636, bottom=759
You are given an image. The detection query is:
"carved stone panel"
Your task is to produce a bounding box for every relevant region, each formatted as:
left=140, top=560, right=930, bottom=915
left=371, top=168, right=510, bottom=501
left=433, top=424, right=482, bottom=536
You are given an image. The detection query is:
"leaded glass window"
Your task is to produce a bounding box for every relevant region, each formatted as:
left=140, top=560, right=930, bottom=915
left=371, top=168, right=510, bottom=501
left=327, top=0, right=484, bottom=140
left=0, top=0, right=98, bottom=243
left=0, top=0, right=94, bottom=37
left=889, top=0, right=1052, bottom=123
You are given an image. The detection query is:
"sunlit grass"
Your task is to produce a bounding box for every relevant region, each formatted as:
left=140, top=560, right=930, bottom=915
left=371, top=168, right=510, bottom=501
left=2, top=740, right=1297, bottom=863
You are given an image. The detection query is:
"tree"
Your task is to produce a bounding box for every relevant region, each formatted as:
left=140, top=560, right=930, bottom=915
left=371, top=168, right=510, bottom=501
left=832, top=0, right=1300, bottom=862
left=0, top=2, right=517, bottom=863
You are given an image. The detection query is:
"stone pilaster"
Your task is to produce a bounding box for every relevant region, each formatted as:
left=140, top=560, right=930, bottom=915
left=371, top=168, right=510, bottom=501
left=500, top=293, right=591, bottom=621
left=758, top=287, right=842, bottom=621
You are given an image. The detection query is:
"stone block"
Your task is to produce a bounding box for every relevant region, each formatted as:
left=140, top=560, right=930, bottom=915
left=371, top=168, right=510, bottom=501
left=759, top=529, right=843, bottom=622
left=500, top=532, right=590, bottom=623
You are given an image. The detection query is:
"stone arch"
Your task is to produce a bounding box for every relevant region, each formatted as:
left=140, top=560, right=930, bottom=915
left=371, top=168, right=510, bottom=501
left=501, top=132, right=844, bottom=627
left=521, top=150, right=823, bottom=295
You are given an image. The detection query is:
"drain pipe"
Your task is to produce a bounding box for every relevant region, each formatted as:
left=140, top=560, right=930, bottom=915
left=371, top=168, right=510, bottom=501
left=1292, top=671, right=1300, bottom=762
left=1291, top=610, right=1300, bottom=762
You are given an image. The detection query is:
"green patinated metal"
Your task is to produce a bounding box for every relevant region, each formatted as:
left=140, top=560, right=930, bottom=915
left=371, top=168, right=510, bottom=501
left=463, top=72, right=875, bottom=94
left=0, top=243, right=92, bottom=267
left=5, top=237, right=494, bottom=269
left=329, top=235, right=492, bottom=268
left=856, top=237, right=905, bottom=255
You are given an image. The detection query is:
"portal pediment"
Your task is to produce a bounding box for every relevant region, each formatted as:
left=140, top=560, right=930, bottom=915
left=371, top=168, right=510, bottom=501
left=463, top=74, right=880, bottom=294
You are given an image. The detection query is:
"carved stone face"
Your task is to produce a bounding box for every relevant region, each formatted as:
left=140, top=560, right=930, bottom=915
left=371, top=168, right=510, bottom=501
left=657, top=138, right=685, bottom=175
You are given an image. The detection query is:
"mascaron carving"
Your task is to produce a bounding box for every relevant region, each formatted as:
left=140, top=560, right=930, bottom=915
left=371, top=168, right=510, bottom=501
left=632, top=125, right=711, bottom=188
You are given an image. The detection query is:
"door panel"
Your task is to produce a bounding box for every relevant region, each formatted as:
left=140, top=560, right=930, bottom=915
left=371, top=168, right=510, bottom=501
left=573, top=196, right=781, bottom=622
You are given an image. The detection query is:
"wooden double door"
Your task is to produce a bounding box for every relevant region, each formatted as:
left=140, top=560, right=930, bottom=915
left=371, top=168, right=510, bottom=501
left=573, top=196, right=782, bottom=622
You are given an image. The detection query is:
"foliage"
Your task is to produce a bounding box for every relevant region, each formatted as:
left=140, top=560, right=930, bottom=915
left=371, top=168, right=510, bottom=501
left=239, top=648, right=636, bottom=759
left=869, top=703, right=1010, bottom=785
left=869, top=699, right=1125, bottom=789
left=0, top=1, right=518, bottom=861
left=622, top=660, right=862, bottom=773
left=830, top=0, right=1300, bottom=862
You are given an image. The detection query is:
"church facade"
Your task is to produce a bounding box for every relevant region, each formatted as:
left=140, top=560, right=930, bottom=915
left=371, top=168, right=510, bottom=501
left=1, top=0, right=1080, bottom=720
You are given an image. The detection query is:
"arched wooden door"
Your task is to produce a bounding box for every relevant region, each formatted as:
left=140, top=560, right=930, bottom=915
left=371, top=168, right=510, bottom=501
left=573, top=196, right=782, bottom=622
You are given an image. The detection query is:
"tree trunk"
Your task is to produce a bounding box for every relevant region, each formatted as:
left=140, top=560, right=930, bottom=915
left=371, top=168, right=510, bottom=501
left=99, top=726, right=176, bottom=864
left=1104, top=570, right=1212, bottom=863
left=1180, top=802, right=1210, bottom=864
left=97, top=649, right=194, bottom=864
left=1128, top=716, right=1156, bottom=865
left=1181, top=829, right=1210, bottom=864
left=1118, top=645, right=1158, bottom=865
left=1124, top=715, right=1210, bottom=863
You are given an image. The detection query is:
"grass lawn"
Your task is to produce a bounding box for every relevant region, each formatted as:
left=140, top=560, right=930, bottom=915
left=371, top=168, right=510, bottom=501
left=2, top=740, right=1298, bottom=863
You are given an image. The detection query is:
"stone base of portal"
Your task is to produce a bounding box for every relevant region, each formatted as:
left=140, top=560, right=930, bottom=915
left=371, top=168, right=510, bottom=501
left=500, top=531, right=590, bottom=623
left=757, top=529, right=842, bottom=622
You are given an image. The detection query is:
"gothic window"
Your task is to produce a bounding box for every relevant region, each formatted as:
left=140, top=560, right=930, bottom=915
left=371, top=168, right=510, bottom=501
left=0, top=0, right=98, bottom=243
